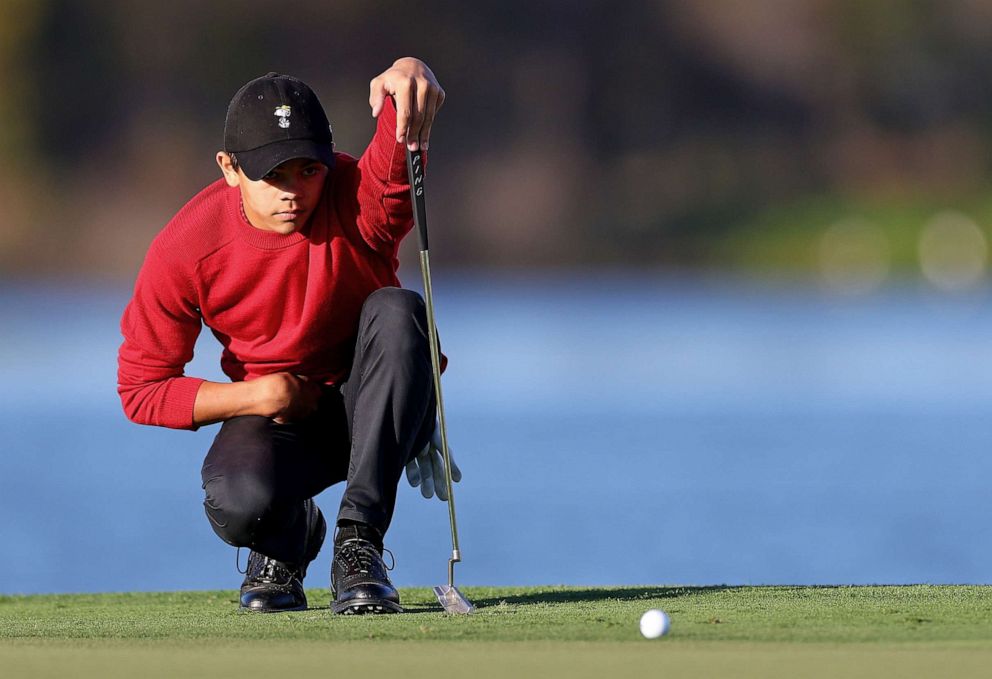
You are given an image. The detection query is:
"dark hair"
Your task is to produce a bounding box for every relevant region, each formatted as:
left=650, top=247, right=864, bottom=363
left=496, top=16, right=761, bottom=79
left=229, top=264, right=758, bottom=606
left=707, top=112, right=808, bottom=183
left=228, top=152, right=239, bottom=170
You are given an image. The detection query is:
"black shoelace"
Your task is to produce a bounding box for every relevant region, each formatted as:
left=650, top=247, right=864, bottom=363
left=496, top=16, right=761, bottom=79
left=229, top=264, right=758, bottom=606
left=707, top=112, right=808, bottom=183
left=239, top=548, right=295, bottom=586
left=336, top=540, right=395, bottom=575
left=340, top=541, right=381, bottom=573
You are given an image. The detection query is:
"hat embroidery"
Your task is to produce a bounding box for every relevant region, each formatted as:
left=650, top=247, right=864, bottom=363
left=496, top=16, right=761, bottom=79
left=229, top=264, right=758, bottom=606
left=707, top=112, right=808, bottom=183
left=274, top=105, right=291, bottom=129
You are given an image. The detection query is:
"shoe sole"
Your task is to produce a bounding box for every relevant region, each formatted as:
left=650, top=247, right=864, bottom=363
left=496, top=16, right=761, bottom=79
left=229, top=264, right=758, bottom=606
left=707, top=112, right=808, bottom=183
left=239, top=603, right=308, bottom=613
left=332, top=599, right=403, bottom=615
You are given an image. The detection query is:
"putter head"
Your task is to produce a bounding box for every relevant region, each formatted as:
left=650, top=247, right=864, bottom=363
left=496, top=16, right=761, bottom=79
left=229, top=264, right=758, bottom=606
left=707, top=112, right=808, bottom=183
left=433, top=585, right=474, bottom=614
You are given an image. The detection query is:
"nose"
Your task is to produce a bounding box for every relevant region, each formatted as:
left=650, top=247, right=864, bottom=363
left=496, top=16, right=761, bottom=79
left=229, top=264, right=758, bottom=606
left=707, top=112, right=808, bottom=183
left=278, top=175, right=304, bottom=200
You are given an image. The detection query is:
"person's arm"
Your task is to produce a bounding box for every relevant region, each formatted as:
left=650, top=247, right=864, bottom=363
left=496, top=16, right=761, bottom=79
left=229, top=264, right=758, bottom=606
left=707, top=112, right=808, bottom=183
left=117, top=243, right=207, bottom=430
left=118, top=243, right=324, bottom=429
left=192, top=374, right=322, bottom=427
left=353, top=57, right=445, bottom=255
left=191, top=380, right=261, bottom=427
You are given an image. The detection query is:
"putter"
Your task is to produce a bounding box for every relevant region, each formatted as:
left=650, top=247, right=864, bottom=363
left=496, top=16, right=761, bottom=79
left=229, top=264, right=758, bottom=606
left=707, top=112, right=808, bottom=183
left=406, top=147, right=474, bottom=615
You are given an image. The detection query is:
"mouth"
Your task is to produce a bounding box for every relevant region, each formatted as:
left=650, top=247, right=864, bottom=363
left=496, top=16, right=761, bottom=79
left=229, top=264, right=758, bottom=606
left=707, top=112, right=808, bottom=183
left=274, top=208, right=306, bottom=222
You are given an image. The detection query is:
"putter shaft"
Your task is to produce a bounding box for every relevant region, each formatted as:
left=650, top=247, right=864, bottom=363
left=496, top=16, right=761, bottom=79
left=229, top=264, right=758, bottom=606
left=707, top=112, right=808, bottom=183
left=406, top=147, right=467, bottom=601
left=419, top=249, right=462, bottom=587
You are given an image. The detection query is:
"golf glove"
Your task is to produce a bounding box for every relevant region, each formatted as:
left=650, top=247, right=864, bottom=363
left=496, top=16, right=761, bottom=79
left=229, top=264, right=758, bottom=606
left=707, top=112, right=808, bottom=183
left=406, top=422, right=462, bottom=501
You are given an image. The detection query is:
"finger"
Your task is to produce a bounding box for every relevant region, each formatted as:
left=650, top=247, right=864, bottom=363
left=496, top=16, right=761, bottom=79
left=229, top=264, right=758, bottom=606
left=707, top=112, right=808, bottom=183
left=430, top=425, right=460, bottom=483
left=407, top=80, right=428, bottom=151
left=418, top=454, right=435, bottom=498
left=369, top=77, right=386, bottom=118
left=420, top=87, right=441, bottom=150
left=449, top=451, right=462, bottom=483
left=431, top=448, right=448, bottom=502
left=394, top=80, right=415, bottom=147
left=405, top=458, right=420, bottom=487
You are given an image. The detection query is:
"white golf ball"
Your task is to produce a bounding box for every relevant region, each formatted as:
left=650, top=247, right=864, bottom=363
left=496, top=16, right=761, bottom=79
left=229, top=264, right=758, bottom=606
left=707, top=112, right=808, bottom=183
left=639, top=609, right=671, bottom=639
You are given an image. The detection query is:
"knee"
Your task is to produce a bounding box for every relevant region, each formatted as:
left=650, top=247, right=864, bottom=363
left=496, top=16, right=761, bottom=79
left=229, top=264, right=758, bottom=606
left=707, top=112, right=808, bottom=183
left=202, top=469, right=278, bottom=547
left=360, top=287, right=428, bottom=354
left=362, top=287, right=425, bottom=320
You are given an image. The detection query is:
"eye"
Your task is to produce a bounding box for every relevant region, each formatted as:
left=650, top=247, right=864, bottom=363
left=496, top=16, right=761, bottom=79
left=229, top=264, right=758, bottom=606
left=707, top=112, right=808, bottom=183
left=302, top=165, right=321, bottom=177
left=262, top=170, right=278, bottom=181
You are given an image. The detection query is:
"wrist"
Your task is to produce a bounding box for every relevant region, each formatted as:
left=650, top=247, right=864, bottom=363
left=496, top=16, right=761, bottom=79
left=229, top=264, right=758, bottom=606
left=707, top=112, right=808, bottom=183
left=241, top=378, right=274, bottom=418
left=192, top=379, right=269, bottom=426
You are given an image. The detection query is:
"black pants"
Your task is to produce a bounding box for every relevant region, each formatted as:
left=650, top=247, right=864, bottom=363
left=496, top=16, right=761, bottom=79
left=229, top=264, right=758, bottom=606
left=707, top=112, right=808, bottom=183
left=200, top=287, right=437, bottom=566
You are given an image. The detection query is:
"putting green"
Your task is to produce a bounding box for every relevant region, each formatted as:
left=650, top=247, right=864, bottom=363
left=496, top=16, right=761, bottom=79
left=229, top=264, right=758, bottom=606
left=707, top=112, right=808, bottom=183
left=3, top=586, right=991, bottom=678
left=4, top=640, right=992, bottom=679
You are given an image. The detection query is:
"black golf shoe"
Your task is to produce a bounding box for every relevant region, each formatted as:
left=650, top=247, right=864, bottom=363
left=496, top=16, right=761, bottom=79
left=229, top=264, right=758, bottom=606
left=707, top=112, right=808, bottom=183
left=330, top=524, right=402, bottom=614
left=239, top=499, right=326, bottom=613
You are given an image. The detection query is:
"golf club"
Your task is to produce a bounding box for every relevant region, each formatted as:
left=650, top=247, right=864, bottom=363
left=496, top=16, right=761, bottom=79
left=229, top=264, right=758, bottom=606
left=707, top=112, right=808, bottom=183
left=406, top=147, right=474, bottom=615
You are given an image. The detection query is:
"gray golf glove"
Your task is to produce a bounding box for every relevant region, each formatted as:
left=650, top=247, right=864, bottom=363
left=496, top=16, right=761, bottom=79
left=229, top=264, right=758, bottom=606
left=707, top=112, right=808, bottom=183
left=406, top=423, right=462, bottom=501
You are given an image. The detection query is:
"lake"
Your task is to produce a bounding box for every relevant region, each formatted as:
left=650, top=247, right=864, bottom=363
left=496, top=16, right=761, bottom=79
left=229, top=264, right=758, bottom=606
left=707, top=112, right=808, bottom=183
left=1, top=272, right=990, bottom=594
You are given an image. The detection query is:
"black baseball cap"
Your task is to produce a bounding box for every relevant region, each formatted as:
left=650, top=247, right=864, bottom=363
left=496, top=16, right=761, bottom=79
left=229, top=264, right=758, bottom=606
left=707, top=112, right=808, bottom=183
left=223, top=72, right=334, bottom=180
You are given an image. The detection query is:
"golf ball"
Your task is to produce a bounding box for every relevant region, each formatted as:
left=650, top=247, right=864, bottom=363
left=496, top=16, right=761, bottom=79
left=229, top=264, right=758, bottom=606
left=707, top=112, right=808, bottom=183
left=639, top=609, right=671, bottom=639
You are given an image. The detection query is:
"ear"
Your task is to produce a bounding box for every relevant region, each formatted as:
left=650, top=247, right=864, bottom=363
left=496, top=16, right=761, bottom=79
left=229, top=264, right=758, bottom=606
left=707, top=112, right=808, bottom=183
left=216, top=152, right=240, bottom=187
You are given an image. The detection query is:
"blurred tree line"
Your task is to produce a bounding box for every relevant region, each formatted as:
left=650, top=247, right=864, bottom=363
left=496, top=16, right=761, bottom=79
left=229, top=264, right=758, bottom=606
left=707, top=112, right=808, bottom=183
left=2, top=0, right=992, bottom=280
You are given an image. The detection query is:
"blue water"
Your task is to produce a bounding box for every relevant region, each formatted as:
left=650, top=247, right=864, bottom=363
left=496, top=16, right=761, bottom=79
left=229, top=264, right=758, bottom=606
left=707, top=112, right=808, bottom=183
left=2, top=273, right=991, bottom=594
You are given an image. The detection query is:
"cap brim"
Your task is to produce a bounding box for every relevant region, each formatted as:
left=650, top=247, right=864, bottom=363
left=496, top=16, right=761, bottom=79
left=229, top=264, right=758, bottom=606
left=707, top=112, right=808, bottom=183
left=236, top=139, right=334, bottom=181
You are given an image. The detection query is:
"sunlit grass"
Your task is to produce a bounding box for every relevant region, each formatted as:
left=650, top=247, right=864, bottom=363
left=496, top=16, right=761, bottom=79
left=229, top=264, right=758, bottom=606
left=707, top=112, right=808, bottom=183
left=4, top=586, right=991, bottom=678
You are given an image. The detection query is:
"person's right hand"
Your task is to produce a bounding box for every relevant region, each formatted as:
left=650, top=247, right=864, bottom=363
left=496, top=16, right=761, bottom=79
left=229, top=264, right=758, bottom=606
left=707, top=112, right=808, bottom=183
left=252, top=372, right=322, bottom=424
left=369, top=57, right=445, bottom=151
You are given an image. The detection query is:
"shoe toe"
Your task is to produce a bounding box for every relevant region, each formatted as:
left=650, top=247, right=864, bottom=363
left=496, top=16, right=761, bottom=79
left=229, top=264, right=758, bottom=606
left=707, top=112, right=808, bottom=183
left=240, top=587, right=307, bottom=612
left=339, top=582, right=398, bottom=604
left=332, top=583, right=402, bottom=614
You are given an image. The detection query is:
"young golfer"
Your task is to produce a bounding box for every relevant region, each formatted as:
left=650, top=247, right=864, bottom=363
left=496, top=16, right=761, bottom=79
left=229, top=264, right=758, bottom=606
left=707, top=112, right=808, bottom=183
left=116, top=57, right=459, bottom=614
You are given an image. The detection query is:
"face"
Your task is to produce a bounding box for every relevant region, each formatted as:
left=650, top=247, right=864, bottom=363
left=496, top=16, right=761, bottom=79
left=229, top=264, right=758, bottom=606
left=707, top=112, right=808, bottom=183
left=216, top=153, right=328, bottom=234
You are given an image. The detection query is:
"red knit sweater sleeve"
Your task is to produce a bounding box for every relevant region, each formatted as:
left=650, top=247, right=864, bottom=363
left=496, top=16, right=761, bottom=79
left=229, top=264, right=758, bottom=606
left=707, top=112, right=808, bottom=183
left=117, top=241, right=206, bottom=430
left=353, top=97, right=424, bottom=255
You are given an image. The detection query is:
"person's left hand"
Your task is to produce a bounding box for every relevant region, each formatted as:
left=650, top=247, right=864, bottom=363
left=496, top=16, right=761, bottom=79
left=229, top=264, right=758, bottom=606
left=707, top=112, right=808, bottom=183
left=369, top=57, right=445, bottom=152
left=405, top=423, right=462, bottom=501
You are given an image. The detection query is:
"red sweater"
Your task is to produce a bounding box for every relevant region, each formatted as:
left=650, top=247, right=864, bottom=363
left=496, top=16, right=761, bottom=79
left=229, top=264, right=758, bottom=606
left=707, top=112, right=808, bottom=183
left=118, top=100, right=421, bottom=431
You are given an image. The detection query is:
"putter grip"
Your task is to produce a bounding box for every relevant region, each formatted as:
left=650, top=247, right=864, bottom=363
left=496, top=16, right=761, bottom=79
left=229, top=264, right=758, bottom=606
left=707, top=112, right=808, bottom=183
left=406, top=148, right=429, bottom=251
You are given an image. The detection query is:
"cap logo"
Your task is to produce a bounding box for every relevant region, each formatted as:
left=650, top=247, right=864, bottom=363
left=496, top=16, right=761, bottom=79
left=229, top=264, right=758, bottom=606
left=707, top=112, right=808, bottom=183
left=274, top=105, right=291, bottom=128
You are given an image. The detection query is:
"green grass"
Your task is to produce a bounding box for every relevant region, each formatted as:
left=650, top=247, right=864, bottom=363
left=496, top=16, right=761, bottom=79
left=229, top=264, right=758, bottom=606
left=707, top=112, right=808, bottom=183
left=714, top=191, right=992, bottom=274
left=3, top=586, right=992, bottom=678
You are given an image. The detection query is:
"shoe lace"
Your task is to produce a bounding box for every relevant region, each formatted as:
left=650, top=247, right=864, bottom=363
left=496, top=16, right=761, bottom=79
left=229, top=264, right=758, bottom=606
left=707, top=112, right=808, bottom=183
left=339, top=540, right=395, bottom=573
left=243, top=549, right=294, bottom=585
left=258, top=557, right=289, bottom=584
